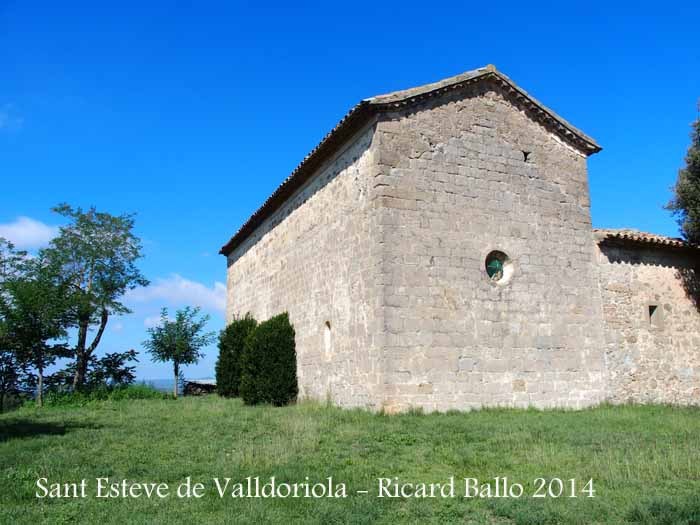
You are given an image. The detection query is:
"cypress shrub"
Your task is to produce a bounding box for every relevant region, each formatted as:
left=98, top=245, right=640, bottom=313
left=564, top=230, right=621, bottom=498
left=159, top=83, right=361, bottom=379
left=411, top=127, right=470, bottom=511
left=215, top=314, right=257, bottom=397
left=240, top=312, right=298, bottom=406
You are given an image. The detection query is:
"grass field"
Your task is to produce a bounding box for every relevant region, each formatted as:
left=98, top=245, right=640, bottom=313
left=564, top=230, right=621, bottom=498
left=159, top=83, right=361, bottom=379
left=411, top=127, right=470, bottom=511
left=1, top=397, right=699, bottom=524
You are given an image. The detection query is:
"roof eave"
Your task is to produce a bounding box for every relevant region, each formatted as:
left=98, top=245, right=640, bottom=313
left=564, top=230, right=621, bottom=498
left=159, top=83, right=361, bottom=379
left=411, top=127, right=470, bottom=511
left=219, top=101, right=374, bottom=256
left=594, top=230, right=698, bottom=251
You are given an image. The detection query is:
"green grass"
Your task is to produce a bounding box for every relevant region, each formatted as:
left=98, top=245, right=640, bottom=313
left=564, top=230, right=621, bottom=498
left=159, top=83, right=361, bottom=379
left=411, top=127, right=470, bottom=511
left=40, top=384, right=168, bottom=407
left=1, top=398, right=699, bottom=524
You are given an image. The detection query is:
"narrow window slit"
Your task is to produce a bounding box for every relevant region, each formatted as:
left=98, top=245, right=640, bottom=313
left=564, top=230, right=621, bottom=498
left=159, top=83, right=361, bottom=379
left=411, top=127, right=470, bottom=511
left=648, top=305, right=663, bottom=329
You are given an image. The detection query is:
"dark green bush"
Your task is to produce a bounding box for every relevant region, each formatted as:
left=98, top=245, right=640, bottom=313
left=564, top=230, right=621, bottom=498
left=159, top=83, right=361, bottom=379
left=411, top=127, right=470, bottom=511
left=240, top=312, right=297, bottom=406
left=215, top=314, right=257, bottom=398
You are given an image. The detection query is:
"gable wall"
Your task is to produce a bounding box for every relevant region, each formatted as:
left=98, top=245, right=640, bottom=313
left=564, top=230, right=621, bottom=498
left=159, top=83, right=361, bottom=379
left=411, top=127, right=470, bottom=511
left=226, top=124, right=385, bottom=408
left=596, top=243, right=700, bottom=404
left=373, top=81, right=607, bottom=411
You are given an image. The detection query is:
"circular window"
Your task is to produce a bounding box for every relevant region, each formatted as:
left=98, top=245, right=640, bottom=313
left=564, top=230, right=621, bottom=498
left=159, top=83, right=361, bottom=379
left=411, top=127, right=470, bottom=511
left=485, top=251, right=513, bottom=284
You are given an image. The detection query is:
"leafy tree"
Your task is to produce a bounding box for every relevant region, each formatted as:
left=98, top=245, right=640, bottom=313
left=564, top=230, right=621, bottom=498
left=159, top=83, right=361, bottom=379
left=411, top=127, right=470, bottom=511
left=143, top=307, right=215, bottom=399
left=42, top=367, right=75, bottom=393
left=0, top=321, right=22, bottom=413
left=0, top=238, right=29, bottom=280
left=667, top=111, right=700, bottom=244
left=42, top=204, right=148, bottom=389
left=47, top=349, right=139, bottom=390
left=89, top=349, right=139, bottom=387
left=0, top=256, right=72, bottom=406
left=240, top=312, right=297, bottom=406
left=0, top=239, right=24, bottom=412
left=216, top=314, right=257, bottom=397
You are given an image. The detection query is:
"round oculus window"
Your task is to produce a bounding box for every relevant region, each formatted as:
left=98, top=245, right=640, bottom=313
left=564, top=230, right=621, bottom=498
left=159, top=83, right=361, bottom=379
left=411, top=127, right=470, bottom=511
left=485, top=251, right=513, bottom=284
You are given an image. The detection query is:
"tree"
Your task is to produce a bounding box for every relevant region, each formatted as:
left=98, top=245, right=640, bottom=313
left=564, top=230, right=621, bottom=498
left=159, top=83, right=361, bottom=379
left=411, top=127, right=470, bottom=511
left=0, top=239, right=25, bottom=412
left=143, top=307, right=215, bottom=399
left=667, top=110, right=700, bottom=244
left=47, top=349, right=139, bottom=390
left=215, top=314, right=257, bottom=397
left=0, top=256, right=72, bottom=406
left=0, top=238, right=28, bottom=280
left=41, top=204, right=148, bottom=389
left=89, top=349, right=139, bottom=387
left=0, top=320, right=22, bottom=413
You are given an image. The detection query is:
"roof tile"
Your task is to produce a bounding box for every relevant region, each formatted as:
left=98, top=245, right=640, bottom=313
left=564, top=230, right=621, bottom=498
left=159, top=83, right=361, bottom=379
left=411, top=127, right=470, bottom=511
left=594, top=228, right=697, bottom=250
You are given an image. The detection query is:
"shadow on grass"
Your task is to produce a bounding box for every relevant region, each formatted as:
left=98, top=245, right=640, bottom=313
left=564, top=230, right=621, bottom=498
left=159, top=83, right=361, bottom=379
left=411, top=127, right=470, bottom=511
left=0, top=420, right=102, bottom=442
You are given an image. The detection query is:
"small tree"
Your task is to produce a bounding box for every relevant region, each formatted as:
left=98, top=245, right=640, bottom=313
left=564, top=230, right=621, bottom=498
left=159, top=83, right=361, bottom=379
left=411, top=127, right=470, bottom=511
left=0, top=238, right=28, bottom=280
left=50, top=349, right=139, bottom=390
left=89, top=350, right=139, bottom=387
left=143, top=307, right=215, bottom=399
left=0, top=324, right=21, bottom=413
left=240, top=312, right=297, bottom=406
left=667, top=110, right=700, bottom=244
left=0, top=257, right=72, bottom=407
left=216, top=314, right=257, bottom=398
left=0, top=239, right=29, bottom=411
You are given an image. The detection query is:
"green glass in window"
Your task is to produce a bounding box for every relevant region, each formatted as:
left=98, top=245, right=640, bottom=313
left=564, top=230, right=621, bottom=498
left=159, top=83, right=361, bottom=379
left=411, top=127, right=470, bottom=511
left=486, top=258, right=503, bottom=279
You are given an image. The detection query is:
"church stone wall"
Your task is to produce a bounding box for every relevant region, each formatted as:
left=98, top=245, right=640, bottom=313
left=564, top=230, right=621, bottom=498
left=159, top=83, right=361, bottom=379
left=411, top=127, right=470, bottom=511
left=597, top=243, right=700, bottom=404
left=372, top=82, right=607, bottom=412
left=225, top=124, right=386, bottom=409
left=224, top=78, right=700, bottom=412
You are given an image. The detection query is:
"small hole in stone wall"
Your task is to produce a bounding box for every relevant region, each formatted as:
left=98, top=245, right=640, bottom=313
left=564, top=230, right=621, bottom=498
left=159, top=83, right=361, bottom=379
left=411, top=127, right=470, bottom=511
left=648, top=305, right=664, bottom=329
left=522, top=151, right=531, bottom=162
left=485, top=250, right=514, bottom=285
left=324, top=321, right=332, bottom=356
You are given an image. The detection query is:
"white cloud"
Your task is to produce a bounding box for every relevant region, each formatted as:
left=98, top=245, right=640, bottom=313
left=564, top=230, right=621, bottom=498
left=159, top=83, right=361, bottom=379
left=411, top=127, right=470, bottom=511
left=0, top=216, right=59, bottom=249
left=111, top=322, right=124, bottom=333
left=127, top=274, right=226, bottom=313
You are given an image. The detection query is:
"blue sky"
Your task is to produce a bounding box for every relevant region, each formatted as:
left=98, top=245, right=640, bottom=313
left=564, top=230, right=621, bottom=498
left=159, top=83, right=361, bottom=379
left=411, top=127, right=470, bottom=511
left=1, top=1, right=698, bottom=379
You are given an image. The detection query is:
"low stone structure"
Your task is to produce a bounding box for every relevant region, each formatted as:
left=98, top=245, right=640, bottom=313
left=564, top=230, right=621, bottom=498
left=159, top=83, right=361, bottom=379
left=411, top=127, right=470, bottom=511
left=595, top=230, right=699, bottom=404
left=221, top=66, right=700, bottom=411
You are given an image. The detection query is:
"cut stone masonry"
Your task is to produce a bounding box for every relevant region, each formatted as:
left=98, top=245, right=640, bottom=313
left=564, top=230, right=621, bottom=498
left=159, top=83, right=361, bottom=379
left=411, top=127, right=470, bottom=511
left=222, top=66, right=700, bottom=411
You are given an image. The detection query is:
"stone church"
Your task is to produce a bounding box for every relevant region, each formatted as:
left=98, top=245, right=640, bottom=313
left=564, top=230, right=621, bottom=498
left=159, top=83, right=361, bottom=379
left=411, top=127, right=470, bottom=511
left=221, top=66, right=700, bottom=412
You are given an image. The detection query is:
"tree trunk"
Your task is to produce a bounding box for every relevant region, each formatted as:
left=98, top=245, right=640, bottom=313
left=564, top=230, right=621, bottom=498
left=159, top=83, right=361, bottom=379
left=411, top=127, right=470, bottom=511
left=72, top=317, right=89, bottom=389
left=37, top=365, right=43, bottom=408
left=73, top=357, right=88, bottom=391
left=72, top=308, right=109, bottom=390
left=173, top=362, right=179, bottom=399
left=0, top=390, right=4, bottom=414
